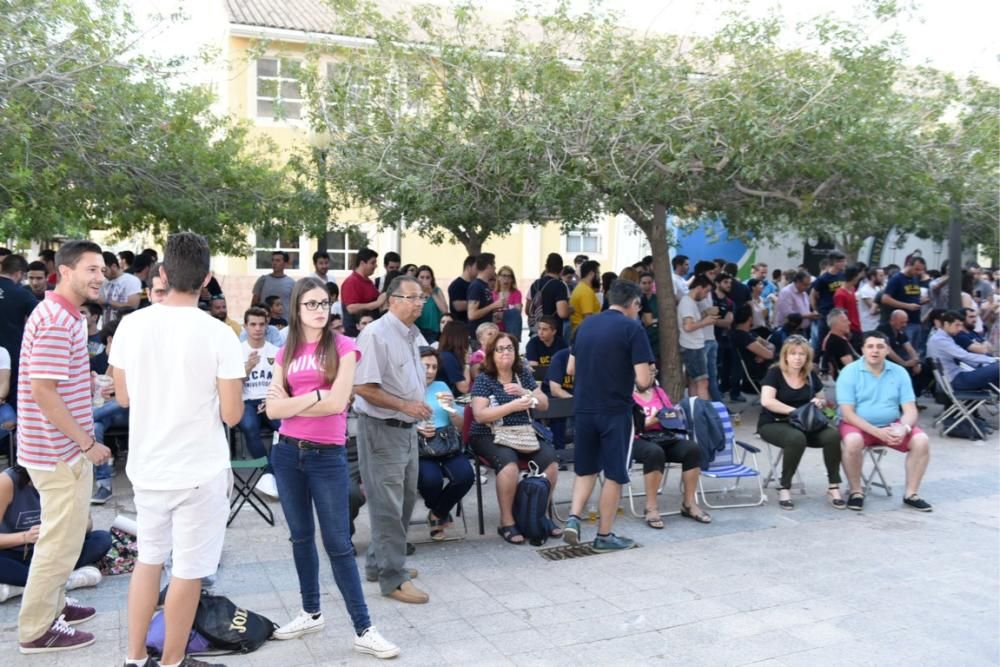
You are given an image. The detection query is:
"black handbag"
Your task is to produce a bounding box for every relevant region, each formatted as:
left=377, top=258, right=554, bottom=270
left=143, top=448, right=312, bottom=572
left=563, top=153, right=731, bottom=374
left=418, top=425, right=463, bottom=459
left=788, top=403, right=829, bottom=434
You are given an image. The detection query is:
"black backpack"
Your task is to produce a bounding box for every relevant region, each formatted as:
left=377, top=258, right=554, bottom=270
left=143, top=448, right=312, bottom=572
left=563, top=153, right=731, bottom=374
left=527, top=276, right=554, bottom=330
left=194, top=594, right=277, bottom=654
left=513, top=461, right=551, bottom=546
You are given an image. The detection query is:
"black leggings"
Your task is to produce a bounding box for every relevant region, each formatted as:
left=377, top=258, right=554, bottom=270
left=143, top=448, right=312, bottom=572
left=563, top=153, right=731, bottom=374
left=757, top=422, right=842, bottom=489
left=631, top=435, right=701, bottom=474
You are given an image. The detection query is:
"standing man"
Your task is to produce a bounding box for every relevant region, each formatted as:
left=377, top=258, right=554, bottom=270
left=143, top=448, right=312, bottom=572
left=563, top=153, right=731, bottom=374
left=373, top=251, right=402, bottom=292
left=881, top=256, right=927, bottom=351
left=311, top=251, right=335, bottom=286
left=353, top=276, right=432, bottom=604
left=341, top=248, right=387, bottom=337
left=466, top=253, right=503, bottom=337
left=97, top=251, right=143, bottom=324
left=252, top=251, right=296, bottom=316
left=671, top=255, right=690, bottom=300
left=775, top=271, right=818, bottom=334
left=534, top=253, right=572, bottom=336
left=208, top=294, right=243, bottom=337
left=17, top=241, right=112, bottom=653
left=447, top=256, right=477, bottom=324
left=25, top=261, right=50, bottom=300
left=678, top=275, right=718, bottom=400
left=569, top=260, right=602, bottom=334
left=810, top=250, right=847, bottom=354
left=832, top=264, right=864, bottom=336
left=113, top=233, right=244, bottom=667
left=563, top=281, right=653, bottom=551
left=0, top=254, right=37, bottom=410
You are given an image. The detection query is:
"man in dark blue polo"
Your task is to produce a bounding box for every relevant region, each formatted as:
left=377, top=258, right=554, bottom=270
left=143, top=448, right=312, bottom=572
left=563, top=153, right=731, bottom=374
left=0, top=254, right=39, bottom=410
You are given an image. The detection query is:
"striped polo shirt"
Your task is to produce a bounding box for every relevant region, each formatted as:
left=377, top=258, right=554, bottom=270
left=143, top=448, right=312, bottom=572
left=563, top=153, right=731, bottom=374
left=16, top=292, right=94, bottom=470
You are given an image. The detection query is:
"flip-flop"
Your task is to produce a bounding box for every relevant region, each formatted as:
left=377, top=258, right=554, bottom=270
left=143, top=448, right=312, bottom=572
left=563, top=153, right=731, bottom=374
left=644, top=509, right=665, bottom=529
left=680, top=503, right=712, bottom=524
left=497, top=524, right=524, bottom=544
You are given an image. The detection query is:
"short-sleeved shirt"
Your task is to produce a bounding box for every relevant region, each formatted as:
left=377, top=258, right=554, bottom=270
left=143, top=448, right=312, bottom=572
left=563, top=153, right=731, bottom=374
left=811, top=271, right=844, bottom=316
left=640, top=293, right=660, bottom=352
left=876, top=324, right=911, bottom=361
left=836, top=359, right=915, bottom=426
left=242, top=340, right=278, bottom=401
left=425, top=380, right=455, bottom=428
left=884, top=272, right=922, bottom=324
left=569, top=281, right=600, bottom=331
left=447, top=277, right=470, bottom=322
left=544, top=348, right=574, bottom=395
left=109, top=304, right=245, bottom=489
left=573, top=309, right=654, bottom=414
left=276, top=335, right=359, bottom=444
left=732, top=328, right=768, bottom=379
left=435, top=349, right=466, bottom=394
left=540, top=278, right=571, bottom=333
left=758, top=368, right=824, bottom=428
left=711, top=292, right=734, bottom=342
left=353, top=312, right=426, bottom=421
left=833, top=287, right=861, bottom=333
left=99, top=272, right=143, bottom=324
left=728, top=280, right=750, bottom=312
left=824, top=333, right=858, bottom=376
left=466, top=278, right=495, bottom=336
left=526, top=336, right=567, bottom=369
left=856, top=282, right=881, bottom=332
left=0, top=346, right=9, bottom=372
left=954, top=329, right=984, bottom=351
left=678, top=295, right=704, bottom=350
left=632, top=387, right=674, bottom=431
left=0, top=277, right=38, bottom=384
left=16, top=293, right=93, bottom=470
left=470, top=367, right=537, bottom=435
left=252, top=273, right=296, bottom=320
left=340, top=271, right=380, bottom=336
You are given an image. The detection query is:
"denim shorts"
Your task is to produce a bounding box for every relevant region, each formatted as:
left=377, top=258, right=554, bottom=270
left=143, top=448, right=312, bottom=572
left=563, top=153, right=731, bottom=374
left=681, top=347, right=708, bottom=381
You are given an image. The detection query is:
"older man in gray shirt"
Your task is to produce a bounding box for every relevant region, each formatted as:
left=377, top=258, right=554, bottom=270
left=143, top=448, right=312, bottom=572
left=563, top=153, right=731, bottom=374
left=353, top=275, right=432, bottom=604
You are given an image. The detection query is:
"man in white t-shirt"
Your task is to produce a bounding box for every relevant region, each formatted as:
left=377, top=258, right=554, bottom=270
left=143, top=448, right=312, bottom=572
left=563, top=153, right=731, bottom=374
left=110, top=232, right=244, bottom=667
left=856, top=267, right=884, bottom=332
left=97, top=251, right=143, bottom=324
left=311, top=250, right=336, bottom=286
left=238, top=306, right=280, bottom=497
left=678, top=275, right=719, bottom=400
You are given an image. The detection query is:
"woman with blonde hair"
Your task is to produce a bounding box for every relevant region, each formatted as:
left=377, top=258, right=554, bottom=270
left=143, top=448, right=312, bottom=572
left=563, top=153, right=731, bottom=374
left=757, top=335, right=845, bottom=511
left=493, top=265, right=523, bottom=335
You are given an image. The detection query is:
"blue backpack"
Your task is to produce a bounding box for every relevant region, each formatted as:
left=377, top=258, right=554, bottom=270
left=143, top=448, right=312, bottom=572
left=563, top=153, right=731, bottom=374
left=513, top=461, right=551, bottom=546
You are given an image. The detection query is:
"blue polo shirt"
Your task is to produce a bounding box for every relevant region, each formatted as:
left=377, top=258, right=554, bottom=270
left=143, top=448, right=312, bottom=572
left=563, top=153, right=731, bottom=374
left=572, top=309, right=654, bottom=414
left=835, top=359, right=915, bottom=426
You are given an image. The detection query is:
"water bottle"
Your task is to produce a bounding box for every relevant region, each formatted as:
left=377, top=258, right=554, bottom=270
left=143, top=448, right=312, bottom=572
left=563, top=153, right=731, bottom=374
left=587, top=503, right=597, bottom=523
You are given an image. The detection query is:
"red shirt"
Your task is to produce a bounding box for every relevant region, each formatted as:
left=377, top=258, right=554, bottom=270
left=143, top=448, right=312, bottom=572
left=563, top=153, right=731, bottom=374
left=16, top=292, right=94, bottom=470
left=833, top=287, right=861, bottom=333
left=340, top=270, right=379, bottom=308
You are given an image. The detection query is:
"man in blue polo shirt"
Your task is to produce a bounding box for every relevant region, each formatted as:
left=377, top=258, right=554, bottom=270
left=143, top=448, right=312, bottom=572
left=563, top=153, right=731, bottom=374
left=836, top=331, right=932, bottom=512
left=562, top=280, right=654, bottom=552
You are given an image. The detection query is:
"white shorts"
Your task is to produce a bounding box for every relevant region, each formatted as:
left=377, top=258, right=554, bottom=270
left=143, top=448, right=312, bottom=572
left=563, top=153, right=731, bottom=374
left=133, top=468, right=231, bottom=579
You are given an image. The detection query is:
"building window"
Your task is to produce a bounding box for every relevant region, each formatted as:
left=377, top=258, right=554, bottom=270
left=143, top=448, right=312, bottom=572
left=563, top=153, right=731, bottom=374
left=322, top=228, right=371, bottom=271
left=255, top=232, right=301, bottom=270
left=565, top=226, right=601, bottom=254
left=256, top=57, right=303, bottom=119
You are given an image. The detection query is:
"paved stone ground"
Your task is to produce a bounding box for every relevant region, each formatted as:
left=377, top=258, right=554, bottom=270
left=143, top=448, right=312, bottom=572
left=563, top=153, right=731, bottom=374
left=2, top=401, right=998, bottom=666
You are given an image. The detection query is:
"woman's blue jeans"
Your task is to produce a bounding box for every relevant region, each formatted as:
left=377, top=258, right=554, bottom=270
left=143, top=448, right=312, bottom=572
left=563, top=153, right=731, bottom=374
left=417, top=454, right=475, bottom=519
left=271, top=440, right=371, bottom=634
left=93, top=400, right=129, bottom=490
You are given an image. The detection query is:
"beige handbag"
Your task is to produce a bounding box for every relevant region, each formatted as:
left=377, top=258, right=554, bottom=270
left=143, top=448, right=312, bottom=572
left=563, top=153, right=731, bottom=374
left=491, top=376, right=541, bottom=453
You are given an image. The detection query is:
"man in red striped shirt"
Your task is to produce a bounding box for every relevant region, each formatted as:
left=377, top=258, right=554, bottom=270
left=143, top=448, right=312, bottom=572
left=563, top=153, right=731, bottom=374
left=17, top=240, right=113, bottom=654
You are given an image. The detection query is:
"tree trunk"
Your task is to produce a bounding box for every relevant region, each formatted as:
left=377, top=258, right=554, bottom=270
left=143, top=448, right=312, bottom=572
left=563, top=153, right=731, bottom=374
left=640, top=204, right=685, bottom=401
left=452, top=227, right=483, bottom=256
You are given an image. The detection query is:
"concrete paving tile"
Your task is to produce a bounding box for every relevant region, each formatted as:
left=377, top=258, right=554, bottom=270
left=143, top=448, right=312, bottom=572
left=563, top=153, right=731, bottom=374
left=466, top=610, right=533, bottom=636
left=487, top=627, right=552, bottom=655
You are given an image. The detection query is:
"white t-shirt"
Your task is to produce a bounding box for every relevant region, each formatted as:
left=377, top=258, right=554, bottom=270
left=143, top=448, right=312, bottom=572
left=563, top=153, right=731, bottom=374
left=673, top=273, right=689, bottom=300
left=678, top=295, right=704, bottom=350
left=99, top=273, right=143, bottom=323
left=311, top=271, right=336, bottom=286
left=109, top=304, right=245, bottom=490
left=0, top=346, right=10, bottom=371
left=856, top=282, right=880, bottom=332
left=242, top=340, right=278, bottom=401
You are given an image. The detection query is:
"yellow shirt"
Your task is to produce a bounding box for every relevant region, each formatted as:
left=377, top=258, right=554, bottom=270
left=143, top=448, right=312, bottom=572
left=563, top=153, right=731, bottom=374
left=570, top=282, right=601, bottom=331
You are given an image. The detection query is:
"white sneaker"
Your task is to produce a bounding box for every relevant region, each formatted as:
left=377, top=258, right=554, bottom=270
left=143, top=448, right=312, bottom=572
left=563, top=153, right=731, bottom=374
left=0, top=583, right=25, bottom=603
left=255, top=473, right=279, bottom=499
left=273, top=610, right=324, bottom=640
left=66, top=566, right=102, bottom=591
left=354, top=625, right=400, bottom=659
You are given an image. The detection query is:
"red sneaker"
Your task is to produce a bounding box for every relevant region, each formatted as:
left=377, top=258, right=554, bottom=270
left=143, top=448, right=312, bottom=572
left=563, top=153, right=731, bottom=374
left=19, top=615, right=96, bottom=653
left=62, top=596, right=97, bottom=625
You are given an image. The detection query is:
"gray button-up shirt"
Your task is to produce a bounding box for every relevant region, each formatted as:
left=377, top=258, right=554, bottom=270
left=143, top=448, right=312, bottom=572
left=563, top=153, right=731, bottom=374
left=352, top=311, right=427, bottom=421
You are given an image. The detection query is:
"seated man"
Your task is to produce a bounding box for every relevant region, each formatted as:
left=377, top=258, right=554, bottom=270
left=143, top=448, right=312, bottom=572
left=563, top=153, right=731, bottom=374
left=878, top=309, right=929, bottom=396
left=208, top=294, right=242, bottom=337
left=264, top=295, right=288, bottom=330
left=837, top=331, right=932, bottom=512
left=730, top=304, right=775, bottom=389
left=768, top=312, right=804, bottom=350
left=0, top=346, right=15, bottom=444
left=238, top=307, right=281, bottom=498
left=821, top=308, right=859, bottom=379
left=91, top=318, right=130, bottom=504
left=525, top=316, right=567, bottom=371
left=955, top=308, right=994, bottom=355
left=544, top=347, right=575, bottom=460
left=926, top=311, right=1000, bottom=392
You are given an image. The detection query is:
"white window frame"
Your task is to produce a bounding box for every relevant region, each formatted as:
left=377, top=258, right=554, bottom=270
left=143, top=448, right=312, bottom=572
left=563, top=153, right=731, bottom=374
left=322, top=227, right=371, bottom=273
left=252, top=56, right=306, bottom=126
left=564, top=225, right=602, bottom=255
left=249, top=230, right=310, bottom=274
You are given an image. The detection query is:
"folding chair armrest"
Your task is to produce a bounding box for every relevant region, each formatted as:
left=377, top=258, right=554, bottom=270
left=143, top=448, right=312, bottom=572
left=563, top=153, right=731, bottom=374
left=735, top=440, right=760, bottom=454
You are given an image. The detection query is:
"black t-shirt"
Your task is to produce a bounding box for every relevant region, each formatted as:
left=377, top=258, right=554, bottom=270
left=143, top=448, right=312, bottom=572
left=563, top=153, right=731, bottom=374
left=712, top=292, right=734, bottom=341
left=573, top=310, right=655, bottom=414
left=877, top=324, right=911, bottom=361
left=525, top=336, right=567, bottom=369
left=732, top=328, right=768, bottom=380
left=824, top=333, right=857, bottom=376
left=466, top=278, right=494, bottom=335
left=811, top=272, right=845, bottom=316
left=0, top=277, right=38, bottom=404
left=447, top=277, right=470, bottom=322
left=544, top=348, right=574, bottom=396
left=539, top=278, right=571, bottom=333
left=758, top=368, right=824, bottom=428
left=728, top=280, right=750, bottom=312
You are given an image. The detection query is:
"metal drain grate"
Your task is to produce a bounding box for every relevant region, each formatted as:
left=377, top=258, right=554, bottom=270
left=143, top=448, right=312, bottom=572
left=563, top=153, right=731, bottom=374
left=536, top=543, right=641, bottom=561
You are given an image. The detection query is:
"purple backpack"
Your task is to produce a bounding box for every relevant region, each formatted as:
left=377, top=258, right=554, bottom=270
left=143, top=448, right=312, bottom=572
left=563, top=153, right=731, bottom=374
left=145, top=610, right=217, bottom=657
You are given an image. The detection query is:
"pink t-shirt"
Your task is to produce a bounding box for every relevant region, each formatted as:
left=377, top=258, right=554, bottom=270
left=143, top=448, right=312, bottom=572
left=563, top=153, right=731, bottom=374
left=276, top=335, right=360, bottom=445
left=632, top=387, right=674, bottom=432
left=492, top=288, right=523, bottom=308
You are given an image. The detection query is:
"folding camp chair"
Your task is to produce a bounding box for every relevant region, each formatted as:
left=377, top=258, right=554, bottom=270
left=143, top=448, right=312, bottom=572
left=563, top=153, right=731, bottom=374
left=760, top=441, right=806, bottom=495
left=928, top=357, right=996, bottom=440
left=737, top=355, right=762, bottom=406
left=861, top=446, right=892, bottom=497
left=624, top=434, right=684, bottom=519
left=228, top=457, right=275, bottom=526
left=689, top=400, right=766, bottom=509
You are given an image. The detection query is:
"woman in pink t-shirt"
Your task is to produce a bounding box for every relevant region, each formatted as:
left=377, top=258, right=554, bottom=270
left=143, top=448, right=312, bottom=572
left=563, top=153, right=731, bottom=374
left=493, top=265, right=523, bottom=334
left=631, top=364, right=710, bottom=529
left=264, top=277, right=398, bottom=658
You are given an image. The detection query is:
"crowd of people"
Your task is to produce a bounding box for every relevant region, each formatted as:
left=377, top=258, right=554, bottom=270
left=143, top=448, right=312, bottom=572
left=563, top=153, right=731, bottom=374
left=0, top=237, right=997, bottom=666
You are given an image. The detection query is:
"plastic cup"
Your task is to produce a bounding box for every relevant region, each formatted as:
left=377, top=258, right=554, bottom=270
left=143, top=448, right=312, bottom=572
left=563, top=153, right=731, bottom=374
left=93, top=375, right=113, bottom=407
left=889, top=423, right=907, bottom=439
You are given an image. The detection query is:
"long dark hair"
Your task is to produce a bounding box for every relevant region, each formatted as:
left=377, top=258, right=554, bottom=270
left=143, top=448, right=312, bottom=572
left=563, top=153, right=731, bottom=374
left=438, top=321, right=469, bottom=362
left=283, top=277, right=339, bottom=393
left=416, top=264, right=437, bottom=289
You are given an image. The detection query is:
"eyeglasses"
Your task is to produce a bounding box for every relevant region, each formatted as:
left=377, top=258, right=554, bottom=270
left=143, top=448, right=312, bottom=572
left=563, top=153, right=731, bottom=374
left=499, top=273, right=513, bottom=279
left=391, top=294, right=428, bottom=303
left=494, top=345, right=515, bottom=353
left=301, top=300, right=331, bottom=311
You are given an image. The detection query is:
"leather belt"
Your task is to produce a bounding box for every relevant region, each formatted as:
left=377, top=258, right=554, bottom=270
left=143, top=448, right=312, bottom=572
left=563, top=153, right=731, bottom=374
left=380, top=418, right=414, bottom=429
left=282, top=436, right=336, bottom=450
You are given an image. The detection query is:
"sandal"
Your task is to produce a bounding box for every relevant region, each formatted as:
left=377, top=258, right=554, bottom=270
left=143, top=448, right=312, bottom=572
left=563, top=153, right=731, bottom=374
left=777, top=488, right=794, bottom=510
left=847, top=492, right=865, bottom=511
left=644, top=508, right=665, bottom=529
left=497, top=524, right=524, bottom=544
left=827, top=485, right=847, bottom=510
left=680, top=503, right=712, bottom=524
left=428, top=512, right=447, bottom=541
left=543, top=517, right=563, bottom=538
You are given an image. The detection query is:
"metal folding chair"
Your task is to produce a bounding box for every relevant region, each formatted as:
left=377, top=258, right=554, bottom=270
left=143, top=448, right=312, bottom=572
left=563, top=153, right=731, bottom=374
left=228, top=457, right=275, bottom=526
left=760, top=440, right=806, bottom=495
left=686, top=399, right=766, bottom=509
left=861, top=446, right=892, bottom=497
left=928, top=357, right=996, bottom=440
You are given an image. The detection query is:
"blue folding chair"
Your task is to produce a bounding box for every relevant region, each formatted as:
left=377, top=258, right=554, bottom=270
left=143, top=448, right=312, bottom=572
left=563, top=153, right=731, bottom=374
left=692, top=401, right=766, bottom=509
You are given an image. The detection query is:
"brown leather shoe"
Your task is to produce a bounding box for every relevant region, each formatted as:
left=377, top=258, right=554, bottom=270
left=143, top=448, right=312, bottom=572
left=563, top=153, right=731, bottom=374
left=387, top=581, right=429, bottom=604
left=366, top=568, right=418, bottom=583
